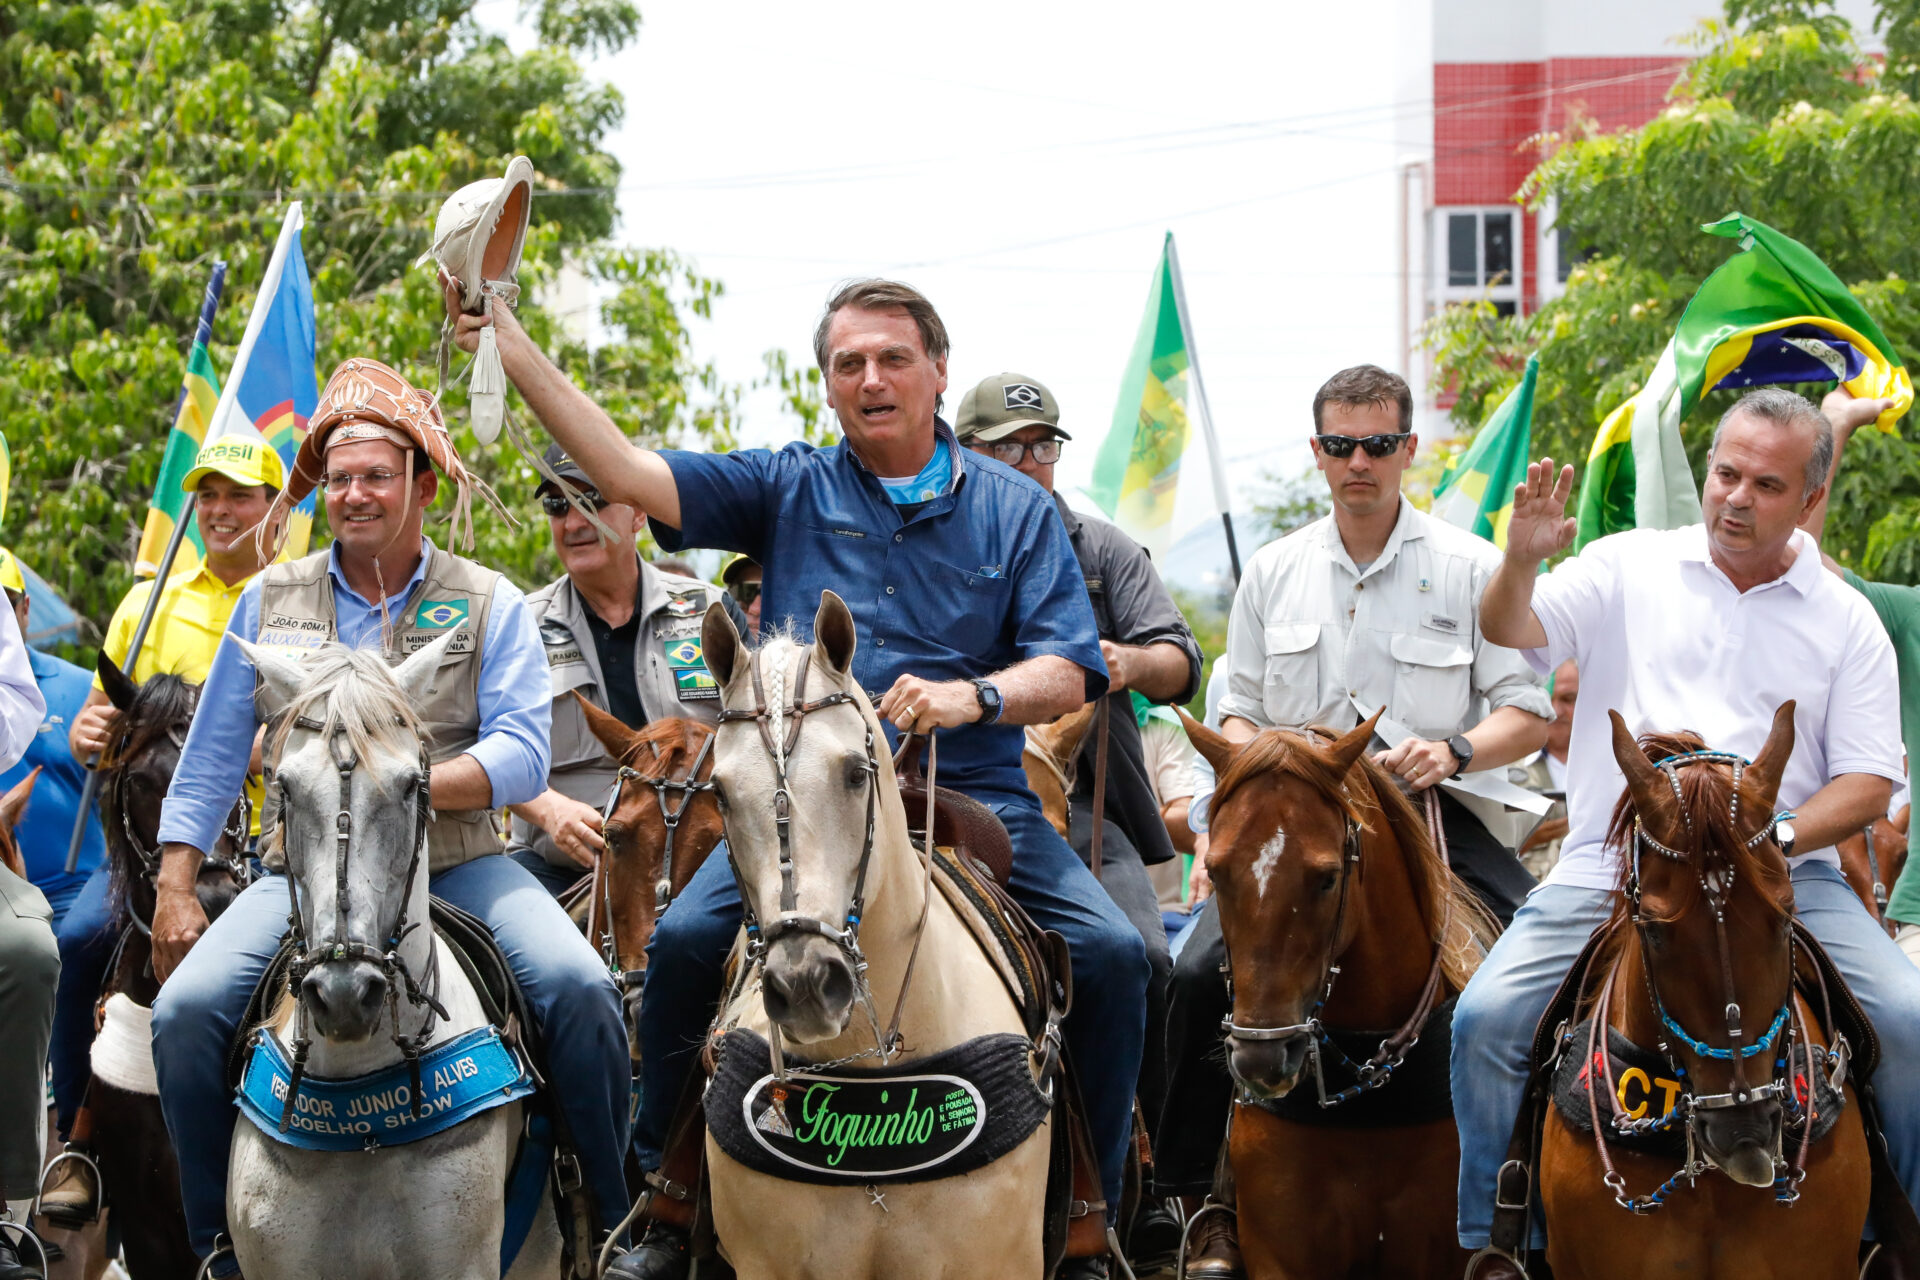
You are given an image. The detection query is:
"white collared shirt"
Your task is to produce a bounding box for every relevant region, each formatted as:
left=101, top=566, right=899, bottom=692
left=1219, top=500, right=1550, bottom=742
left=1526, top=524, right=1902, bottom=890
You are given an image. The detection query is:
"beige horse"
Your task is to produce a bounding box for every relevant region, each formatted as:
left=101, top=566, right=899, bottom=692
left=700, top=592, right=1051, bottom=1280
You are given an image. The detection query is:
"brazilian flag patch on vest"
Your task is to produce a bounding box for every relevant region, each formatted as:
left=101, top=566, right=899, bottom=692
left=664, top=636, right=717, bottom=699
left=417, top=598, right=469, bottom=629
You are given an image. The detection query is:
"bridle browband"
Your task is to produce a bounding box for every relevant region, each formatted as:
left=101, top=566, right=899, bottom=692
left=590, top=728, right=718, bottom=982
left=1217, top=740, right=1451, bottom=1109
left=269, top=710, right=445, bottom=1133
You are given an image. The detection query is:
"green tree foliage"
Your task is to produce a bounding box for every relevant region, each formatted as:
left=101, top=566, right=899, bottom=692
left=0, top=0, right=751, bottom=650
left=1427, top=0, right=1920, bottom=579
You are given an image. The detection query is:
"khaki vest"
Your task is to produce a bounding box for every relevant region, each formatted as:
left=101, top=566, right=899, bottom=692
left=511, top=560, right=726, bottom=868
left=255, top=546, right=503, bottom=872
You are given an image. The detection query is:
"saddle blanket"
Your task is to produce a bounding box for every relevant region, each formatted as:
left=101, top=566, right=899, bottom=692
left=706, top=1029, right=1050, bottom=1185
left=1550, top=1017, right=1844, bottom=1159
left=1248, top=995, right=1456, bottom=1129
left=236, top=1024, right=534, bottom=1152
left=92, top=993, right=159, bottom=1096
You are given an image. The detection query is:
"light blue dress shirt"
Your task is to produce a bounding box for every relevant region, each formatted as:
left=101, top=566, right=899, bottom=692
left=157, top=539, right=551, bottom=854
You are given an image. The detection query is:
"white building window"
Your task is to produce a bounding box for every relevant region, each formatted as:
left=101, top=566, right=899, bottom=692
left=1537, top=198, right=1599, bottom=304
left=1434, top=207, right=1521, bottom=316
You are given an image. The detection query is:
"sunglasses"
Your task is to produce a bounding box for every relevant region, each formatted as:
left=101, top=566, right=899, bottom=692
left=1314, top=432, right=1409, bottom=459
left=728, top=580, right=762, bottom=606
left=540, top=490, right=610, bottom=518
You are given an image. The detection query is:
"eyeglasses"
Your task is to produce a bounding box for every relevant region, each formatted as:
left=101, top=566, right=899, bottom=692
left=540, top=491, right=609, bottom=519
left=976, top=439, right=1063, bottom=466
left=728, top=580, right=762, bottom=606
left=321, top=469, right=405, bottom=495
left=1313, top=432, right=1409, bottom=459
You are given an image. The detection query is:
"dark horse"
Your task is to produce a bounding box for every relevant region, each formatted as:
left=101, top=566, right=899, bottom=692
left=1184, top=710, right=1491, bottom=1278
left=79, top=656, right=250, bottom=1279
left=1538, top=705, right=1869, bottom=1279
left=563, top=698, right=723, bottom=1052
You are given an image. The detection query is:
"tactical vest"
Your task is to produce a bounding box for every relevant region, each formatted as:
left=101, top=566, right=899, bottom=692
left=511, top=562, right=725, bottom=869
left=254, top=546, right=503, bottom=872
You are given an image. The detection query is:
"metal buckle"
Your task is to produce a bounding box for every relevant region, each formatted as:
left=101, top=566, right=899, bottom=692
left=554, top=1150, right=584, bottom=1196
left=643, top=1170, right=691, bottom=1203
left=1493, top=1158, right=1531, bottom=1212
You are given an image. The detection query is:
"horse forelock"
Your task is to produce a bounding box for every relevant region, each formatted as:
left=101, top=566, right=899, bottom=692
left=267, top=644, right=422, bottom=782
left=1212, top=727, right=1492, bottom=991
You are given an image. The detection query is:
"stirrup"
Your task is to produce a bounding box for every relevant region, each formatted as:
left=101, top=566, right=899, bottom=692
left=32, top=1146, right=102, bottom=1225
left=1464, top=1244, right=1529, bottom=1279
left=1175, top=1200, right=1237, bottom=1280
left=0, top=1207, right=50, bottom=1279
left=193, top=1234, right=238, bottom=1280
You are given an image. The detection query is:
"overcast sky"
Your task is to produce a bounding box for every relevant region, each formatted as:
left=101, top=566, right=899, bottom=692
left=483, top=0, right=1424, bottom=543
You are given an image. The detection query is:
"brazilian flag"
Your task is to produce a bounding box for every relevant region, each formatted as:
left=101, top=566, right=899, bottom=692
left=136, top=266, right=227, bottom=576
left=1434, top=355, right=1537, bottom=549
left=1575, top=214, right=1912, bottom=549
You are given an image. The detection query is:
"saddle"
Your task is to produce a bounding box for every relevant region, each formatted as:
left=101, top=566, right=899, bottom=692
left=892, top=734, right=1014, bottom=887
left=1483, top=917, right=1920, bottom=1275
left=227, top=896, right=596, bottom=1279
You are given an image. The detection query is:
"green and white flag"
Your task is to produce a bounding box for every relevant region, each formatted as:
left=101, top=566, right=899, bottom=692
left=1089, top=233, right=1235, bottom=566
left=1433, top=355, right=1537, bottom=549
left=1575, top=213, right=1912, bottom=549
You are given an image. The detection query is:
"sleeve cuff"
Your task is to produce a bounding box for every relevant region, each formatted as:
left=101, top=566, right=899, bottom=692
left=1487, top=684, right=1554, bottom=720
left=464, top=736, right=547, bottom=809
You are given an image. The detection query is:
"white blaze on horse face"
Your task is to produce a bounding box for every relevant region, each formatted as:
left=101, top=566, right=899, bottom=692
left=1252, top=826, right=1286, bottom=900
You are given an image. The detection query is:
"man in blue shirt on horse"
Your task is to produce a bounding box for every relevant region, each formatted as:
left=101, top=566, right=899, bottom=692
left=453, top=276, right=1149, bottom=1280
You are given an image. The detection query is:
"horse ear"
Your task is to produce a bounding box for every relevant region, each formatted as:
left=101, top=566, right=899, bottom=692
left=702, top=600, right=741, bottom=689
left=0, top=766, right=39, bottom=832
left=97, top=651, right=138, bottom=713
left=575, top=690, right=643, bottom=762
left=1608, top=708, right=1664, bottom=806
left=1179, top=709, right=1235, bottom=775
left=1745, top=700, right=1797, bottom=813
left=814, top=590, right=856, bottom=677
left=388, top=630, right=458, bottom=711
left=231, top=635, right=310, bottom=719
left=1329, top=709, right=1381, bottom=775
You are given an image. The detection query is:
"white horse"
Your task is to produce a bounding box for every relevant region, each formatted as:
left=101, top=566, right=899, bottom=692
left=700, top=591, right=1051, bottom=1280
left=226, top=638, right=563, bottom=1280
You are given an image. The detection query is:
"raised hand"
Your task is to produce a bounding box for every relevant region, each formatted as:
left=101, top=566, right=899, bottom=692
left=1505, top=458, right=1577, bottom=565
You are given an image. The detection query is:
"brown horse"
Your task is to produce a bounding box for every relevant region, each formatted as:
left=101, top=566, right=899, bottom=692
left=1023, top=700, right=1099, bottom=839
left=1538, top=705, right=1869, bottom=1279
left=0, top=767, right=38, bottom=878
left=1185, top=711, right=1489, bottom=1279
left=567, top=698, right=724, bottom=1049
left=1837, top=812, right=1909, bottom=937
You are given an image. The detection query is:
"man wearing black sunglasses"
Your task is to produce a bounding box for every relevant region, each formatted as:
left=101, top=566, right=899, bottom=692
left=1166, top=363, right=1553, bottom=1280
left=507, top=443, right=744, bottom=894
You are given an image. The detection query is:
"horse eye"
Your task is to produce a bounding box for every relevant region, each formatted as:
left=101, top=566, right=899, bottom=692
left=1318, top=871, right=1340, bottom=896
left=844, top=758, right=868, bottom=789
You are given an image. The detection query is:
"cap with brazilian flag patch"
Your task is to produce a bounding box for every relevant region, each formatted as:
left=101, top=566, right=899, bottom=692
left=182, top=434, right=287, bottom=493
left=954, top=373, right=1071, bottom=443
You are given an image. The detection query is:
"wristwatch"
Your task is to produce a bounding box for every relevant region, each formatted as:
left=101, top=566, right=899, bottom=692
left=1775, top=814, right=1798, bottom=858
left=971, top=678, right=1004, bottom=726
left=1445, top=735, right=1475, bottom=772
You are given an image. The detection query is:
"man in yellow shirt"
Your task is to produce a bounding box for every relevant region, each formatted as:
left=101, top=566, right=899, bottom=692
left=39, top=435, right=283, bottom=1225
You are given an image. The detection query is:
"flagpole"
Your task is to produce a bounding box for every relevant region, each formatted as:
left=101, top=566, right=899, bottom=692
left=66, top=261, right=229, bottom=872
left=1163, top=233, right=1241, bottom=585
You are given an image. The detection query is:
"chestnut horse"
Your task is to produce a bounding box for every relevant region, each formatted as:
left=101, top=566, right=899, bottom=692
left=1538, top=705, right=1869, bottom=1279
left=1837, top=813, right=1909, bottom=937
left=1185, top=711, right=1490, bottom=1278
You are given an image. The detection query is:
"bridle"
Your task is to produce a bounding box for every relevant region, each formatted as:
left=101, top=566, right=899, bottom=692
left=1217, top=746, right=1450, bottom=1109
left=589, top=729, right=718, bottom=982
left=102, top=718, right=254, bottom=937
left=712, top=646, right=937, bottom=1081
left=1594, top=747, right=1819, bottom=1211
left=269, top=712, right=445, bottom=1133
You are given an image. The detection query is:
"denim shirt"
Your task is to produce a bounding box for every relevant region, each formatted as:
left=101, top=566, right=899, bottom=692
left=654, top=421, right=1107, bottom=800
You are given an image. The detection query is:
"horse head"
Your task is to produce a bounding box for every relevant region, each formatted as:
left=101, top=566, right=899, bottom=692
left=576, top=699, right=723, bottom=1045
left=704, top=589, right=898, bottom=1046
left=0, top=767, right=39, bottom=878
left=241, top=635, right=447, bottom=1044
left=97, top=654, right=249, bottom=938
left=1607, top=702, right=1797, bottom=1188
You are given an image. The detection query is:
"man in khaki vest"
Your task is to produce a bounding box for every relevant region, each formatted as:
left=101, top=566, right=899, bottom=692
left=146, top=361, right=631, bottom=1279
left=508, top=444, right=736, bottom=891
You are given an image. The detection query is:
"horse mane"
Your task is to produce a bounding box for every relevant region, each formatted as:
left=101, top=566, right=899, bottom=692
left=1213, top=727, right=1494, bottom=992
left=1594, top=728, right=1793, bottom=976
left=101, top=673, right=200, bottom=924
left=265, top=644, right=423, bottom=779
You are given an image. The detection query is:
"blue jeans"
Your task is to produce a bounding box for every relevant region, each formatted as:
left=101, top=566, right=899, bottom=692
left=508, top=846, right=588, bottom=899
left=633, top=794, right=1149, bottom=1211
left=50, top=864, right=116, bottom=1135
left=1453, top=861, right=1920, bottom=1247
left=151, top=856, right=632, bottom=1266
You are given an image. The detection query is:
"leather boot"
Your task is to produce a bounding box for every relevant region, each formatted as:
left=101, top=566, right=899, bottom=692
left=1463, top=1247, right=1531, bottom=1280
left=34, top=1149, right=99, bottom=1228
left=1128, top=1197, right=1183, bottom=1278
left=603, top=1222, right=691, bottom=1280
left=1182, top=1206, right=1244, bottom=1280
left=0, top=1222, right=45, bottom=1280
left=1056, top=1258, right=1109, bottom=1279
